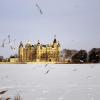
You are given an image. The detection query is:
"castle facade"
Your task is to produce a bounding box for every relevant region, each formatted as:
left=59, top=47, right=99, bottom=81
left=18, top=37, right=61, bottom=62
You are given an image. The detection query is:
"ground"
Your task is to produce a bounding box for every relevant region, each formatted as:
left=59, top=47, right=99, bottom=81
left=0, top=64, right=100, bottom=100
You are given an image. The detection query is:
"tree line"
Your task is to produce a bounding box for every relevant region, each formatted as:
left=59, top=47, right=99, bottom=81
left=61, top=48, right=100, bottom=63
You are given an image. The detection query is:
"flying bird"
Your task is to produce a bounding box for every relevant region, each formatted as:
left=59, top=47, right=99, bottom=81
left=1, top=39, right=6, bottom=48
left=44, top=64, right=55, bottom=74
left=10, top=45, right=16, bottom=50
left=44, top=64, right=48, bottom=67
left=90, top=65, right=95, bottom=69
left=8, top=34, right=11, bottom=44
left=44, top=69, right=50, bottom=74
left=72, top=68, right=78, bottom=72
left=86, top=75, right=92, bottom=79
left=0, top=35, right=16, bottom=49
left=35, top=3, right=43, bottom=15
left=0, top=90, right=8, bottom=94
left=34, top=0, right=43, bottom=15
left=9, top=39, right=17, bottom=50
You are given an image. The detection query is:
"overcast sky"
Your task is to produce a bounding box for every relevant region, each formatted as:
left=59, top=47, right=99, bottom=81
left=0, top=0, right=100, bottom=58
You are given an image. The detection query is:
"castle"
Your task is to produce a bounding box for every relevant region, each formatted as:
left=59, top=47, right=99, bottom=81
left=18, top=37, right=61, bottom=62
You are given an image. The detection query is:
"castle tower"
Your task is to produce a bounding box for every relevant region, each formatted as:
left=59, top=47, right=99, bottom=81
left=53, top=35, right=60, bottom=62
left=19, top=41, right=24, bottom=62
left=57, top=41, right=61, bottom=62
left=36, top=40, right=41, bottom=62
left=53, top=35, right=57, bottom=47
left=25, top=41, right=32, bottom=62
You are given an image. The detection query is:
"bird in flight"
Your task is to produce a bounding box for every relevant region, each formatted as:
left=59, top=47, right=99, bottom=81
left=86, top=75, right=92, bottom=79
left=44, top=69, right=50, bottom=74
left=10, top=45, right=16, bottom=50
left=9, top=39, right=17, bottom=50
left=34, top=0, right=43, bottom=15
left=44, top=64, right=48, bottom=67
left=0, top=90, right=8, bottom=94
left=35, top=4, right=43, bottom=15
left=72, top=68, right=78, bottom=72
left=8, top=34, right=11, bottom=44
left=0, top=34, right=17, bottom=50
left=90, top=65, right=95, bottom=69
left=1, top=39, right=6, bottom=48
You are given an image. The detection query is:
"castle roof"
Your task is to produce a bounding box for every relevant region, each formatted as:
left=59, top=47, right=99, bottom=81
left=53, top=38, right=57, bottom=43
left=19, top=41, right=23, bottom=48
left=25, top=41, right=32, bottom=47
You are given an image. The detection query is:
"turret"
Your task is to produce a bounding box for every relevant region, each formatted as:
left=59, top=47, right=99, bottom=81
left=53, top=35, right=57, bottom=44
left=53, top=35, right=58, bottom=48
left=37, top=40, right=41, bottom=50
left=19, top=41, right=23, bottom=48
left=36, top=40, right=41, bottom=61
left=19, top=41, right=24, bottom=62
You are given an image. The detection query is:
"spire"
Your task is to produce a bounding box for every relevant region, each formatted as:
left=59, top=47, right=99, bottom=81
left=37, top=40, right=40, bottom=45
left=53, top=35, right=57, bottom=43
left=19, top=41, right=23, bottom=48
left=58, top=41, right=60, bottom=46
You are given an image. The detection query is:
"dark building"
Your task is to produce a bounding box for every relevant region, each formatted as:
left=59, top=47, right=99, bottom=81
left=88, top=48, right=100, bottom=63
left=0, top=56, right=3, bottom=62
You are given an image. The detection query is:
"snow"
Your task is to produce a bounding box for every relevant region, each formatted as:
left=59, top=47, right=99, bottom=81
left=0, top=64, right=100, bottom=100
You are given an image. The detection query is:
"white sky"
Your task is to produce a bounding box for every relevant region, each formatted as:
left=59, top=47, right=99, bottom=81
left=0, top=0, right=100, bottom=58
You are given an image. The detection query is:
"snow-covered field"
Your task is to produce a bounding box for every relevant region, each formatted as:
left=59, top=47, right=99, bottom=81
left=0, top=64, right=100, bottom=100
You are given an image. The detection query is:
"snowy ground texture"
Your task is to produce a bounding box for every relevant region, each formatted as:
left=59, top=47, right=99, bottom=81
left=0, top=64, right=100, bottom=100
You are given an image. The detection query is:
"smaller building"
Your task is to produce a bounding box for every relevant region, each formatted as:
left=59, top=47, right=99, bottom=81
left=88, top=48, right=100, bottom=63
left=0, top=56, right=3, bottom=62
left=10, top=58, right=18, bottom=63
left=61, top=49, right=78, bottom=63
